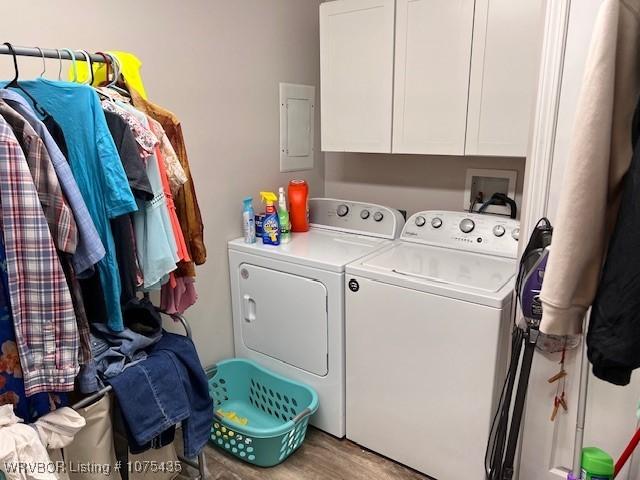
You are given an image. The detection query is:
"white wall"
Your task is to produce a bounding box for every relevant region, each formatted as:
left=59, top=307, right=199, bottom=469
left=325, top=153, right=526, bottom=217
left=0, top=0, right=325, bottom=367
left=519, top=2, right=640, bottom=479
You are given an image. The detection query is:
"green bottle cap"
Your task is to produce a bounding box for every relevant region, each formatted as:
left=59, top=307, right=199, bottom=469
left=582, top=447, right=614, bottom=476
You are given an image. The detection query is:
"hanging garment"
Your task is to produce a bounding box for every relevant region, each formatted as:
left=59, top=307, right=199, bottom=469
left=539, top=0, right=640, bottom=335
left=153, top=124, right=187, bottom=196
left=9, top=80, right=138, bottom=332
left=0, top=103, right=95, bottom=393
left=0, top=101, right=77, bottom=254
left=588, top=97, right=640, bottom=385
left=160, top=276, right=198, bottom=315
left=114, top=105, right=178, bottom=289
left=107, top=332, right=213, bottom=458
left=0, top=90, right=104, bottom=276
left=129, top=87, right=206, bottom=277
left=0, top=405, right=55, bottom=480
left=0, top=116, right=78, bottom=396
left=0, top=229, right=68, bottom=422
left=62, top=395, right=121, bottom=480
left=103, top=111, right=152, bottom=305
left=101, top=100, right=156, bottom=158
left=147, top=118, right=190, bottom=264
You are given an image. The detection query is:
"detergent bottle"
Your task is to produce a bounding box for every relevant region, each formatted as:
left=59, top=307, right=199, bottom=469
left=260, top=191, right=281, bottom=245
left=278, top=187, right=291, bottom=244
left=288, top=180, right=309, bottom=232
left=581, top=447, right=614, bottom=480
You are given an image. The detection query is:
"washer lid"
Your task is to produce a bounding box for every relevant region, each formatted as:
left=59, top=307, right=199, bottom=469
left=360, top=242, right=516, bottom=292
left=229, top=229, right=389, bottom=272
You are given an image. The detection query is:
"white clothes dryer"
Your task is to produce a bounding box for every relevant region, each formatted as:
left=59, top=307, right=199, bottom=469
left=345, top=211, right=520, bottom=479
left=228, top=198, right=405, bottom=437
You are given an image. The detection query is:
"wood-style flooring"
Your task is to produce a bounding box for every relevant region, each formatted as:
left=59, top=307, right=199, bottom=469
left=199, top=427, right=428, bottom=480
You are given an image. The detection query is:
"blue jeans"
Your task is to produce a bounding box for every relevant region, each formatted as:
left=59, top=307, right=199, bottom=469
left=108, top=332, right=213, bottom=458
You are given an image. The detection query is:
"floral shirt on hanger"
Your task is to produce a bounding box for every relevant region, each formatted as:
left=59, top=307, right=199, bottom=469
left=0, top=231, right=68, bottom=422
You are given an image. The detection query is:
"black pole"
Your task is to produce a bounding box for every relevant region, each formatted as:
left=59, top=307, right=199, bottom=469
left=501, top=327, right=538, bottom=480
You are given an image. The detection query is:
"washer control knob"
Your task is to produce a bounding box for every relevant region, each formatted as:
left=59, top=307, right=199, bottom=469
left=373, top=211, right=384, bottom=222
left=431, top=217, right=443, bottom=229
left=511, top=228, right=520, bottom=241
left=337, top=204, right=349, bottom=217
left=459, top=218, right=475, bottom=234
left=415, top=216, right=426, bottom=227
left=360, top=209, right=370, bottom=220
left=493, top=225, right=506, bottom=237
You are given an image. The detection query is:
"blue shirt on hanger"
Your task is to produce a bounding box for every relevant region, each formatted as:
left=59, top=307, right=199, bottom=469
left=4, top=79, right=138, bottom=331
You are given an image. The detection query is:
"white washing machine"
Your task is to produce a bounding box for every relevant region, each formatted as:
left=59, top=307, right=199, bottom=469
left=345, top=211, right=519, bottom=479
left=228, top=198, right=405, bottom=438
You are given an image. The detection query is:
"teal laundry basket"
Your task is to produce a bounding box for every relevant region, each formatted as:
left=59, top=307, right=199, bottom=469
left=207, top=358, right=319, bottom=467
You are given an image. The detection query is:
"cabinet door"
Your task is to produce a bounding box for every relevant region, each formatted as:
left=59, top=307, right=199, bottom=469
left=320, top=0, right=395, bottom=153
left=465, top=0, right=545, bottom=157
left=392, top=0, right=475, bottom=155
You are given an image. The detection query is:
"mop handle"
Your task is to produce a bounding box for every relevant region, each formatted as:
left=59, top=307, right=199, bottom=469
left=615, top=427, right=640, bottom=477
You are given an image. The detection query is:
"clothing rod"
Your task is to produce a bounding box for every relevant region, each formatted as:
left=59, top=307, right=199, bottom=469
left=0, top=45, right=108, bottom=63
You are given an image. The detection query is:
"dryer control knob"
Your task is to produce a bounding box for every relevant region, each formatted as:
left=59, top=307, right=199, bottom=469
left=431, top=217, right=443, bottom=229
left=460, top=218, right=475, bottom=233
left=493, top=225, right=506, bottom=237
left=511, top=228, right=520, bottom=241
left=415, top=216, right=426, bottom=227
left=373, top=211, right=384, bottom=222
left=337, top=204, right=349, bottom=217
left=360, top=209, right=370, bottom=220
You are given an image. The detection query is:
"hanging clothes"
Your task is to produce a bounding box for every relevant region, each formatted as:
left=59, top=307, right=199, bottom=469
left=103, top=110, right=152, bottom=306
left=0, top=91, right=99, bottom=395
left=128, top=87, right=206, bottom=275
left=9, top=79, right=138, bottom=332
left=0, top=89, right=105, bottom=277
left=0, top=101, right=77, bottom=254
left=588, top=97, right=640, bottom=385
left=0, top=116, right=78, bottom=397
left=0, top=230, right=68, bottom=422
left=147, top=117, right=190, bottom=264
left=539, top=0, right=640, bottom=336
left=117, top=104, right=179, bottom=289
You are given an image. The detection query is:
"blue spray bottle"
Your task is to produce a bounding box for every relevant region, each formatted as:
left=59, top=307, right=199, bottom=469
left=242, top=196, right=256, bottom=244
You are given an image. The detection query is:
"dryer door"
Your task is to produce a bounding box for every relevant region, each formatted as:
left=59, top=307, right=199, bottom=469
left=238, top=263, right=329, bottom=376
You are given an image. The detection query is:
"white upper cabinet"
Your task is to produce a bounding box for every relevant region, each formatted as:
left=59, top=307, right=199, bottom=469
left=319, top=0, right=544, bottom=157
left=392, top=0, right=475, bottom=155
left=320, top=0, right=395, bottom=153
left=465, top=0, right=545, bottom=157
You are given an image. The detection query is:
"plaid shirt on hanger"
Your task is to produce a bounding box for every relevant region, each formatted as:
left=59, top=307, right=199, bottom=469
left=0, top=100, right=78, bottom=254
left=0, top=117, right=78, bottom=396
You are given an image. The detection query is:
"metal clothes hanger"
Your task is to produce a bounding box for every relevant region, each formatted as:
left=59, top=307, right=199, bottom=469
left=35, top=47, right=46, bottom=78
left=105, top=53, right=130, bottom=97
left=2, top=42, right=47, bottom=116
left=77, top=50, right=94, bottom=85
left=61, top=48, right=78, bottom=82
left=56, top=49, right=63, bottom=80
